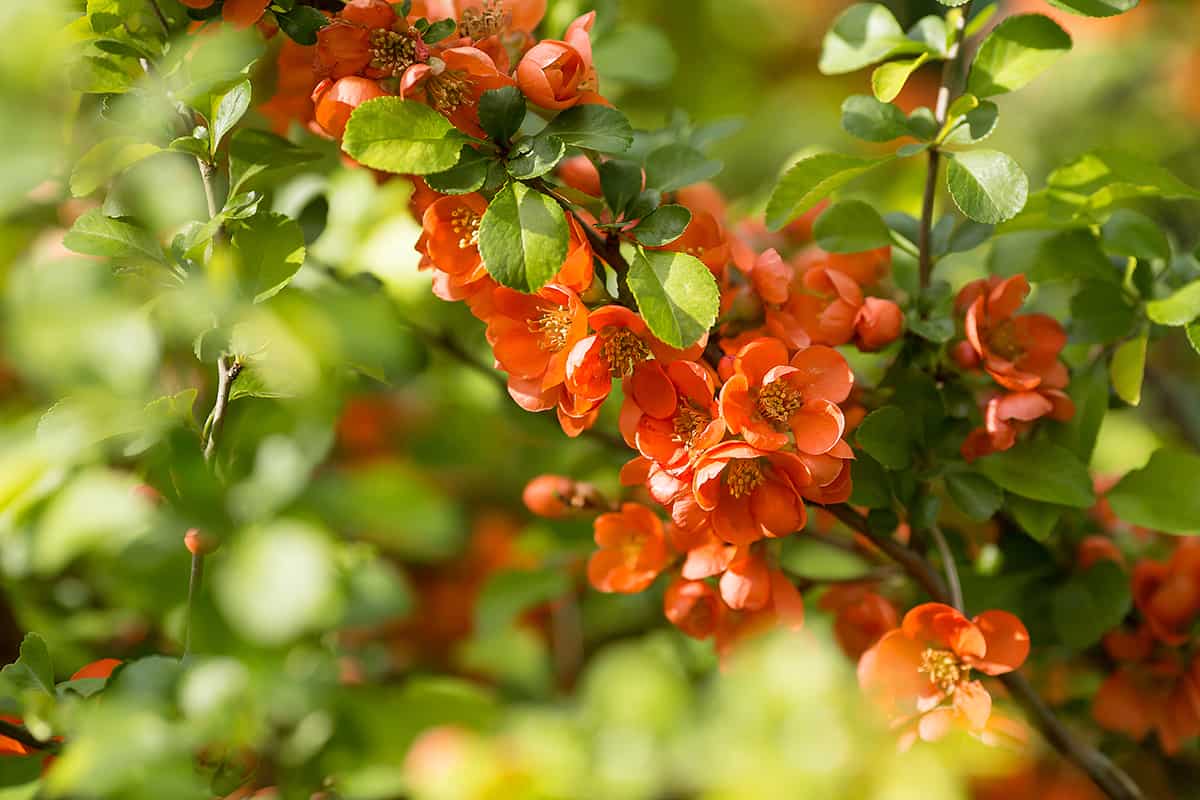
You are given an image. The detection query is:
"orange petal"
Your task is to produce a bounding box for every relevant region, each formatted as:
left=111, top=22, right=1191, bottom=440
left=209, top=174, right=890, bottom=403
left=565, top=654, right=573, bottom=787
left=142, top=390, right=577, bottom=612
left=971, top=610, right=1031, bottom=675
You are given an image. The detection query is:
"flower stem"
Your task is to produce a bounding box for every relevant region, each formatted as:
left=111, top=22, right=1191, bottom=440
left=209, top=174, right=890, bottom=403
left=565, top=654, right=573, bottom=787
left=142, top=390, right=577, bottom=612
left=927, top=524, right=964, bottom=611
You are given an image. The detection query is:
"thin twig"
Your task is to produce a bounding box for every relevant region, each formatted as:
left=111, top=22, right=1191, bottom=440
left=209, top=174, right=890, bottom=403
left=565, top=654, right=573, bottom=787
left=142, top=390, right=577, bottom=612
left=146, top=0, right=171, bottom=37
left=203, top=356, right=241, bottom=463
left=0, top=719, right=61, bottom=755
left=927, top=524, right=964, bottom=611
left=820, top=502, right=1143, bottom=800
left=183, top=551, right=205, bottom=659
left=918, top=1, right=973, bottom=292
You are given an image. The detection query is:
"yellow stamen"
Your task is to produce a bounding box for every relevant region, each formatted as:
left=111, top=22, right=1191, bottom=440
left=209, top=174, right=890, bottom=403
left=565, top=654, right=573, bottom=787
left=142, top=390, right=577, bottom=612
left=368, top=29, right=421, bottom=77
left=726, top=458, right=766, bottom=499
left=673, top=404, right=711, bottom=447
left=919, top=648, right=967, bottom=694
left=450, top=206, right=481, bottom=249
left=460, top=0, right=510, bottom=39
left=599, top=328, right=651, bottom=378
left=985, top=319, right=1024, bottom=361
left=528, top=305, right=574, bottom=352
left=757, top=380, right=803, bottom=425
left=425, top=63, right=472, bottom=114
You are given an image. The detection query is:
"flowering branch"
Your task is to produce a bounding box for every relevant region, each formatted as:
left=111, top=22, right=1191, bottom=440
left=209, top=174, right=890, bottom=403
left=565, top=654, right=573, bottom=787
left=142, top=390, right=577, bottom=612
left=821, top=503, right=1143, bottom=800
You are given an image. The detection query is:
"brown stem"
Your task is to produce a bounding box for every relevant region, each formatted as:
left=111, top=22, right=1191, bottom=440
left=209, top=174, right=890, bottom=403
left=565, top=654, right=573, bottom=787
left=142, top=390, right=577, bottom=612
left=927, top=523, right=963, bottom=610
left=203, top=355, right=241, bottom=463
left=0, top=719, right=61, bottom=755
left=183, top=550, right=205, bottom=659
left=820, top=502, right=1143, bottom=800
left=918, top=2, right=972, bottom=292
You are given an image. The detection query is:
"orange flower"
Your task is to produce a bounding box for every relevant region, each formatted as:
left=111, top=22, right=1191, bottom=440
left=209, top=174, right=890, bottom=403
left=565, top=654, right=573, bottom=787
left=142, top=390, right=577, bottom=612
left=556, top=214, right=594, bottom=293
left=1093, top=655, right=1200, bottom=755
left=858, top=603, right=1030, bottom=744
left=961, top=387, right=1075, bottom=462
left=260, top=39, right=319, bottom=135
left=556, top=155, right=602, bottom=198
left=515, top=12, right=600, bottom=110
left=311, top=76, right=388, bottom=139
left=486, top=284, right=588, bottom=411
left=820, top=584, right=899, bottom=660
left=1131, top=540, right=1200, bottom=646
left=664, top=578, right=722, bottom=640
left=620, top=359, right=725, bottom=472
left=957, top=274, right=1067, bottom=391
left=455, top=0, right=546, bottom=36
left=690, top=441, right=813, bottom=546
left=745, top=248, right=791, bottom=305
left=418, top=193, right=487, bottom=277
left=0, top=716, right=33, bottom=756
left=587, top=503, right=670, bottom=593
left=853, top=297, right=903, bottom=351
left=181, top=0, right=270, bottom=27
left=719, top=337, right=853, bottom=454
left=316, top=1, right=429, bottom=80
left=651, top=210, right=731, bottom=277
left=784, top=266, right=863, bottom=347
left=70, top=658, right=122, bottom=681
left=400, top=46, right=515, bottom=138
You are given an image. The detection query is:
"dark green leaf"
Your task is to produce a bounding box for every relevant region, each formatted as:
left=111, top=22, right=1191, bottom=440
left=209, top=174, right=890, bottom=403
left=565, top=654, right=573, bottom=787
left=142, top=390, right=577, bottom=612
left=1107, top=448, right=1200, bottom=534
left=643, top=144, right=722, bottom=193
left=627, top=250, right=719, bottom=348
left=1070, top=281, right=1137, bottom=343
left=599, top=160, right=643, bottom=218
left=1057, top=358, right=1109, bottom=462
left=978, top=440, right=1094, bottom=507
left=945, top=470, right=1003, bottom=521
left=1052, top=562, right=1131, bottom=649
left=505, top=135, right=566, bottom=180
left=632, top=205, right=691, bottom=246
left=813, top=200, right=891, bottom=253
left=1006, top=495, right=1063, bottom=540
left=426, top=147, right=494, bottom=194
left=946, top=150, right=1028, bottom=224
left=539, top=105, right=633, bottom=153
left=942, top=100, right=999, bottom=145
left=422, top=17, right=458, bottom=44
left=1030, top=229, right=1118, bottom=283
left=841, top=95, right=912, bottom=142
left=855, top=406, right=912, bottom=470
left=932, top=216, right=994, bottom=257
left=342, top=97, right=469, bottom=175
left=477, top=86, right=526, bottom=144
left=849, top=453, right=892, bottom=508
left=1102, top=209, right=1170, bottom=262
left=626, top=189, right=661, bottom=221
left=907, top=315, right=955, bottom=343
left=967, top=14, right=1072, bottom=98
left=275, top=6, right=328, bottom=45
left=478, top=182, right=569, bottom=293
left=765, top=153, right=890, bottom=230
left=230, top=212, right=306, bottom=303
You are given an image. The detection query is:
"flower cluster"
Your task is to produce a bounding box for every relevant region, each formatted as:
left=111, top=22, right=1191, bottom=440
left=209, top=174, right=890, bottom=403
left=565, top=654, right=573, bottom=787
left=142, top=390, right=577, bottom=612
left=951, top=275, right=1075, bottom=461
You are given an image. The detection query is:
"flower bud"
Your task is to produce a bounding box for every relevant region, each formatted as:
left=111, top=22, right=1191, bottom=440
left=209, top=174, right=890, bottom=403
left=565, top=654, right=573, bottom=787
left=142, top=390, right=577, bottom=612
left=854, top=297, right=904, bottom=351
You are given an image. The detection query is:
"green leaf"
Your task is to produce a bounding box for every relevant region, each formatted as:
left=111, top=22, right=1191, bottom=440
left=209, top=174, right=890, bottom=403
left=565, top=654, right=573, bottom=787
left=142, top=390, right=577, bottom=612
left=1187, top=322, right=1200, bottom=355
left=765, top=153, right=890, bottom=230
left=426, top=146, right=494, bottom=194
left=627, top=250, right=719, bottom=349
left=228, top=129, right=321, bottom=195
left=1146, top=281, right=1200, bottom=327
left=626, top=189, right=661, bottom=221
left=1052, top=561, right=1131, bottom=649
left=819, top=3, right=926, bottom=75
left=477, top=86, right=526, bottom=144
left=1070, top=281, right=1137, bottom=343
left=422, top=17, right=458, bottom=44
left=643, top=144, right=722, bottom=193
left=210, top=79, right=251, bottom=156
left=932, top=216, right=993, bottom=257
left=841, top=95, right=912, bottom=142
left=0, top=634, right=54, bottom=696
left=849, top=453, right=892, bottom=508
left=1102, top=209, right=1170, bottom=262
left=871, top=53, right=929, bottom=103
left=475, top=568, right=569, bottom=634
left=978, top=440, right=1094, bottom=507
left=63, top=210, right=165, bottom=265
left=505, top=135, right=566, bottom=180
left=967, top=14, right=1072, bottom=98
left=1046, top=0, right=1138, bottom=16
left=599, top=160, right=643, bottom=218
left=1110, top=334, right=1147, bottom=405
left=342, top=97, right=469, bottom=175
left=1006, top=495, right=1063, bottom=540
left=632, top=205, right=691, bottom=246
left=813, top=200, right=891, bottom=253
left=945, top=470, right=1003, bottom=521
left=946, top=150, right=1028, bottom=224
left=1046, top=149, right=1200, bottom=217
left=1057, top=358, right=1109, bottom=462
left=907, top=315, right=955, bottom=343
left=592, top=24, right=677, bottom=89
left=478, top=182, right=569, bottom=293
left=539, top=105, right=633, bottom=153
left=70, top=137, right=160, bottom=197
left=231, top=213, right=306, bottom=303
left=942, top=101, right=999, bottom=145
left=274, top=5, right=327, bottom=45
left=1108, top=448, right=1200, bottom=534
left=168, top=135, right=210, bottom=160
left=855, top=406, right=912, bottom=470
left=1030, top=229, right=1118, bottom=283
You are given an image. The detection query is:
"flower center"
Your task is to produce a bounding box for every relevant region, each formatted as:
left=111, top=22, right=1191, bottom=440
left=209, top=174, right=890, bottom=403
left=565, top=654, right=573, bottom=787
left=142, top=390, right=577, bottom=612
left=528, top=305, right=574, bottom=352
left=985, top=319, right=1024, bottom=362
left=460, top=0, right=510, bottom=39
left=599, top=327, right=651, bottom=378
left=919, top=648, right=967, bottom=694
left=425, top=63, right=472, bottom=114
left=673, top=404, right=711, bottom=447
left=726, top=458, right=766, bottom=499
left=450, top=206, right=481, bottom=249
left=368, top=29, right=423, bottom=76
left=757, top=379, right=803, bottom=425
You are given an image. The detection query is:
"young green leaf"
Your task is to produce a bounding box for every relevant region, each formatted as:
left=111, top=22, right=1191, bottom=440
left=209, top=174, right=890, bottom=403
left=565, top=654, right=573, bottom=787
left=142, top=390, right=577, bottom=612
left=477, top=86, right=526, bottom=144
left=946, top=150, right=1028, bottom=224
left=978, top=440, right=1094, bottom=507
left=478, top=182, right=569, bottom=293
left=967, top=14, right=1072, bottom=98
left=210, top=79, right=251, bottom=156
left=1046, top=0, right=1138, bottom=16
left=1146, top=281, right=1200, bottom=327
left=538, top=105, right=633, bottom=153
left=631, top=205, right=691, bottom=246
left=342, top=97, right=469, bottom=175
left=942, top=101, right=999, bottom=145
left=63, top=210, right=166, bottom=265
left=643, top=144, right=722, bottom=193
left=813, top=200, right=891, bottom=253
left=70, top=138, right=161, bottom=197
left=0, top=633, right=54, bottom=696
left=1102, top=209, right=1170, bottom=262
left=871, top=53, right=929, bottom=103
left=1109, top=334, right=1147, bottom=405
left=1045, top=149, right=1200, bottom=220
left=819, top=4, right=925, bottom=75
left=231, top=213, right=307, bottom=303
left=765, top=153, right=891, bottom=230
left=626, top=250, right=719, bottom=349
left=841, top=95, right=912, bottom=142
left=1107, top=448, right=1200, bottom=534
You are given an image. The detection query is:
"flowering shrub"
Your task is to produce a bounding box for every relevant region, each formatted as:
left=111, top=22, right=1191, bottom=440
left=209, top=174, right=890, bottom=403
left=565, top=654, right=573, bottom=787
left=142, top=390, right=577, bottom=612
left=0, top=0, right=1199, bottom=799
